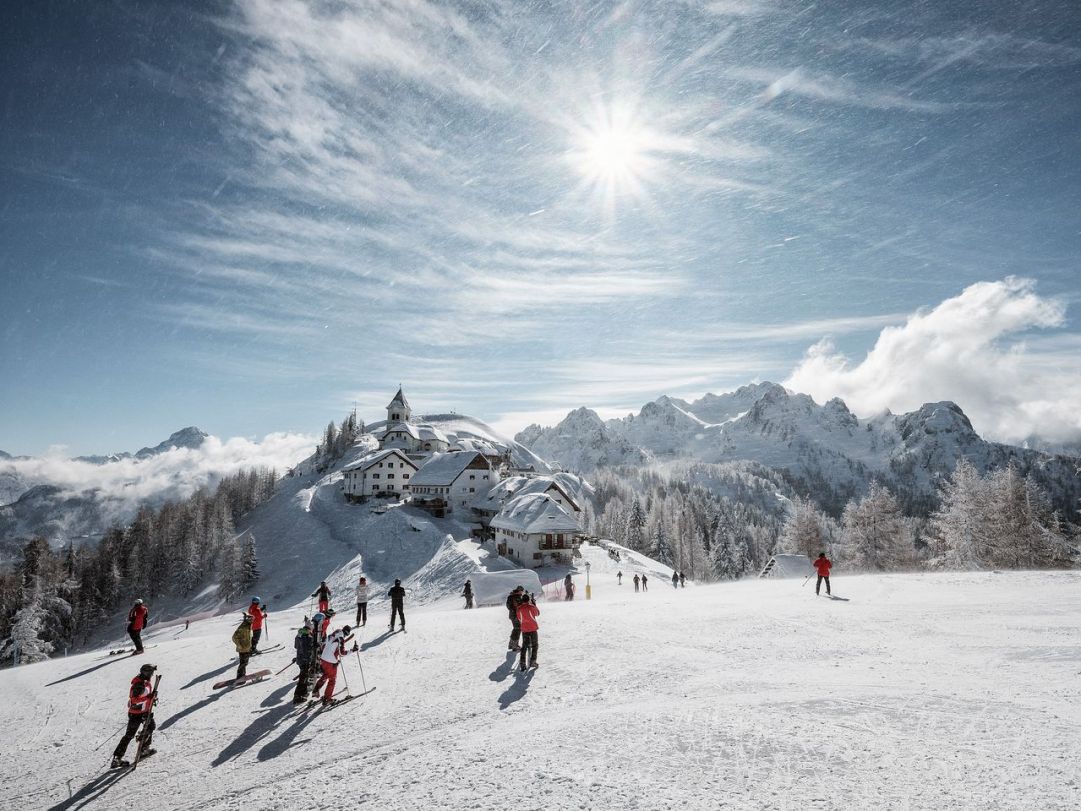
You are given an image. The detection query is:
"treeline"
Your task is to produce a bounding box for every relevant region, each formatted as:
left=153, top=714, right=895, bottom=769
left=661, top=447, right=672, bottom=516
left=0, top=468, right=277, bottom=665
left=314, top=412, right=364, bottom=470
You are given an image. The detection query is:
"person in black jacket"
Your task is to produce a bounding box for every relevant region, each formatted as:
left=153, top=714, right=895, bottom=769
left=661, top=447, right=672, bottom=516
left=388, top=579, right=406, bottom=631
left=506, top=586, right=525, bottom=651
left=292, top=625, right=316, bottom=704
left=462, top=580, right=474, bottom=609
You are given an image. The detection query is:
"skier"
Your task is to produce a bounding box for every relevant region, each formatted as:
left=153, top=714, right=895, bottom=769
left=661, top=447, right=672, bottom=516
left=310, top=612, right=326, bottom=647
left=506, top=586, right=525, bottom=651
left=127, top=599, right=149, bottom=654
left=633, top=574, right=640, bottom=592
left=617, top=571, right=623, bottom=585
left=111, top=663, right=158, bottom=768
left=232, top=613, right=254, bottom=681
left=516, top=593, right=540, bottom=672
left=388, top=579, right=406, bottom=631
left=248, top=597, right=268, bottom=653
left=355, top=576, right=370, bottom=627
left=679, top=572, right=686, bottom=588
left=563, top=573, right=573, bottom=601
left=312, top=581, right=332, bottom=613
left=292, top=625, right=316, bottom=704
left=313, top=625, right=354, bottom=706
left=814, top=552, right=832, bottom=596
left=462, top=580, right=474, bottom=609
left=320, top=608, right=336, bottom=639
left=671, top=572, right=679, bottom=589
left=641, top=574, right=649, bottom=591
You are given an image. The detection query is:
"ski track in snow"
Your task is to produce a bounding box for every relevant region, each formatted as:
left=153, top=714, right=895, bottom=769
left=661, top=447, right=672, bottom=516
left=3, top=570, right=1081, bottom=810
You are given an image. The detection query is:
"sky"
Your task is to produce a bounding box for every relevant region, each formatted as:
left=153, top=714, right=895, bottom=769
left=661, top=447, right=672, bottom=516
left=2, top=0, right=1081, bottom=457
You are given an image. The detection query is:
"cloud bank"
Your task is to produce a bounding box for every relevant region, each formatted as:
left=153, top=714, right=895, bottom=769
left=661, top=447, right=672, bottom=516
left=785, top=278, right=1081, bottom=444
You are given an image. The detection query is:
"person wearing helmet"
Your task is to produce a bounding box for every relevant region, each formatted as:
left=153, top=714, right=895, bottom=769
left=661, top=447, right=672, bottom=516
left=312, top=581, right=332, bottom=613
left=127, top=599, right=149, bottom=654
left=248, top=597, right=268, bottom=654
left=310, top=612, right=326, bottom=647
left=292, top=625, right=316, bottom=704
left=232, top=613, right=254, bottom=681
left=355, top=576, right=370, bottom=627
left=111, top=663, right=158, bottom=768
left=313, top=625, right=355, bottom=706
left=388, top=579, right=406, bottom=631
left=506, top=586, right=525, bottom=651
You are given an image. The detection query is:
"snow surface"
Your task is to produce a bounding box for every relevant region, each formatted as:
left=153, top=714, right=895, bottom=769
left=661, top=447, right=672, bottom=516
left=4, top=570, right=1079, bottom=810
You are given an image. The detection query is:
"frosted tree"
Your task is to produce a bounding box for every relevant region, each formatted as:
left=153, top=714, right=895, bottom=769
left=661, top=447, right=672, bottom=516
left=841, top=482, right=911, bottom=570
left=928, top=459, right=989, bottom=568
left=218, top=539, right=242, bottom=601
left=985, top=465, right=1068, bottom=569
left=624, top=498, right=648, bottom=552
left=649, top=522, right=674, bottom=566
left=240, top=533, right=260, bottom=589
left=780, top=498, right=826, bottom=559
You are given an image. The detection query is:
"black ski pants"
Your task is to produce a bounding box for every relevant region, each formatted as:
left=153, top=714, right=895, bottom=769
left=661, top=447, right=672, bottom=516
left=113, top=713, right=154, bottom=759
left=816, top=575, right=831, bottom=595
left=251, top=629, right=262, bottom=651
left=390, top=602, right=405, bottom=629
left=520, top=632, right=538, bottom=669
left=293, top=659, right=315, bottom=702
left=356, top=602, right=368, bottom=626
left=236, top=652, right=251, bottom=680
left=508, top=617, right=521, bottom=649
left=127, top=625, right=143, bottom=653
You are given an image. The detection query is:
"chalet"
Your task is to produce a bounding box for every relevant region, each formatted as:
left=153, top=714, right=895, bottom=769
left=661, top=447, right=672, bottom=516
left=380, top=421, right=420, bottom=452
left=407, top=451, right=497, bottom=517
left=342, top=449, right=418, bottom=501
left=490, top=493, right=581, bottom=567
left=473, top=474, right=584, bottom=529
left=417, top=424, right=451, bottom=454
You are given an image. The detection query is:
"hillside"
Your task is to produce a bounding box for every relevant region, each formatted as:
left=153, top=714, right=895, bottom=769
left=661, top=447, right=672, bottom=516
left=2, top=570, right=1079, bottom=809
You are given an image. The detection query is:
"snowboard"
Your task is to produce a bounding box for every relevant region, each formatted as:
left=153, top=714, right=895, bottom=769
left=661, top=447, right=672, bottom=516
left=212, top=669, right=272, bottom=690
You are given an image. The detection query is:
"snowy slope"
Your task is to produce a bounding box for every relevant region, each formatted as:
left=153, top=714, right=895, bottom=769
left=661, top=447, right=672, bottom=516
left=3, top=571, right=1080, bottom=810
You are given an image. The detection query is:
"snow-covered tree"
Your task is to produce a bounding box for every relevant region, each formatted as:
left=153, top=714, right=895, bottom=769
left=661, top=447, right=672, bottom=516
left=840, top=482, right=912, bottom=570
left=240, top=533, right=260, bottom=589
left=649, top=522, right=674, bottom=566
left=624, top=498, right=648, bottom=552
left=928, top=459, right=990, bottom=569
left=780, top=498, right=826, bottom=559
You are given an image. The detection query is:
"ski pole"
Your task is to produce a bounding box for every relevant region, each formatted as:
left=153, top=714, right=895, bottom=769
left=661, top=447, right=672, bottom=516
left=93, top=725, right=125, bottom=751
left=264, top=615, right=269, bottom=642
left=275, top=658, right=296, bottom=676
left=353, top=644, right=367, bottom=693
left=802, top=574, right=812, bottom=587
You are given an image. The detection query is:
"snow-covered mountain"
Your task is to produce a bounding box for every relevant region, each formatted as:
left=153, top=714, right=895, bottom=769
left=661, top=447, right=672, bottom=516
left=70, top=426, right=210, bottom=465
left=517, top=383, right=1081, bottom=515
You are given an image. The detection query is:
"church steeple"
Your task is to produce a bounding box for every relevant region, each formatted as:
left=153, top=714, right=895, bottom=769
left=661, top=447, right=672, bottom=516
left=386, top=386, right=412, bottom=424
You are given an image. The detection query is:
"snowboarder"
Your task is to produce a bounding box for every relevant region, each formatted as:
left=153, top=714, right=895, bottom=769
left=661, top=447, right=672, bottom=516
left=248, top=597, right=268, bottom=653
left=313, top=625, right=354, bottom=706
left=111, top=663, right=158, bottom=768
left=679, top=572, right=686, bottom=588
left=312, top=581, right=332, bottom=613
left=127, top=599, right=149, bottom=654
left=232, top=613, right=254, bottom=681
left=516, top=593, right=540, bottom=672
left=292, top=625, right=316, bottom=704
left=814, top=553, right=832, bottom=596
left=506, top=586, right=525, bottom=651
left=388, top=579, right=406, bottom=631
left=462, top=580, right=474, bottom=609
left=671, top=572, right=679, bottom=589
left=563, top=573, right=573, bottom=601
left=355, top=576, right=370, bottom=626
left=641, top=574, right=648, bottom=591
left=617, top=571, right=623, bottom=585
left=633, top=574, right=640, bottom=592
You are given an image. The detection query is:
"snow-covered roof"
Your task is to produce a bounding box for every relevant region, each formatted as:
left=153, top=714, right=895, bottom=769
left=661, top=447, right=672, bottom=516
left=409, top=451, right=486, bottom=486
left=453, top=437, right=502, bottom=456
left=760, top=554, right=815, bottom=578
left=490, top=494, right=579, bottom=535
left=342, top=448, right=418, bottom=473
left=387, top=387, right=410, bottom=410
left=416, top=424, right=449, bottom=444
left=382, top=422, right=419, bottom=440
left=474, top=473, right=589, bottom=512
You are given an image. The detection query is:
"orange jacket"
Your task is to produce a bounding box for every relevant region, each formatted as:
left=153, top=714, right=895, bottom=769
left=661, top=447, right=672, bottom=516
left=813, top=557, right=832, bottom=577
left=516, top=602, right=540, bottom=633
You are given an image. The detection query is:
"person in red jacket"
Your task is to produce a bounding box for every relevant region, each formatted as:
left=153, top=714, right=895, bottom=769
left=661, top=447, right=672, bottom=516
left=127, top=599, right=149, bottom=654
left=312, top=581, right=332, bottom=613
left=248, top=597, right=268, bottom=653
left=111, top=663, right=158, bottom=768
left=814, top=553, right=832, bottom=596
left=515, top=593, right=540, bottom=672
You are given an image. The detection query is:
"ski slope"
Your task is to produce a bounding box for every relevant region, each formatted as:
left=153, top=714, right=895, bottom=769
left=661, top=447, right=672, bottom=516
left=2, top=571, right=1080, bottom=810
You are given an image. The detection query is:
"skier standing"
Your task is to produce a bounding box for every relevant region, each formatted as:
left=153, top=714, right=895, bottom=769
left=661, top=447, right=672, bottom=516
left=641, top=574, right=648, bottom=591
left=127, top=599, right=149, bottom=654
left=313, top=625, right=354, bottom=706
left=111, top=663, right=158, bottom=768
left=506, top=586, right=525, bottom=651
left=633, top=574, right=640, bottom=592
left=292, top=625, right=316, bottom=704
left=516, top=594, right=540, bottom=672
left=814, top=553, right=832, bottom=596
left=388, top=579, right=406, bottom=631
left=617, top=571, right=622, bottom=585
left=679, top=572, right=686, bottom=588
left=563, top=574, right=573, bottom=601
left=232, top=613, right=254, bottom=681
left=248, top=597, right=268, bottom=653
left=312, top=581, right=332, bottom=613
left=671, top=572, right=679, bottom=589
left=462, top=580, right=474, bottom=609
left=355, top=576, right=370, bottom=627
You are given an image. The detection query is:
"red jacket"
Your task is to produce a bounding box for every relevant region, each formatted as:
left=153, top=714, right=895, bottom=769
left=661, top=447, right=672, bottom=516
left=813, top=557, right=832, bottom=577
left=128, top=604, right=148, bottom=631
left=127, top=676, right=154, bottom=715
left=516, top=602, right=540, bottom=633
left=249, top=605, right=266, bottom=631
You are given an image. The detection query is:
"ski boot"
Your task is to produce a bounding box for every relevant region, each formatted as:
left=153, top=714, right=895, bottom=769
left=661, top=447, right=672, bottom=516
left=110, top=757, right=130, bottom=769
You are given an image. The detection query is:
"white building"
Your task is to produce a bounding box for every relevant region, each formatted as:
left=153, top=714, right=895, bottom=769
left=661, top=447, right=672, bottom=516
left=472, top=474, right=584, bottom=530
left=381, top=422, right=421, bottom=452
left=416, top=424, right=451, bottom=454
left=386, top=387, right=412, bottom=423
left=408, top=451, right=497, bottom=517
left=342, top=449, right=419, bottom=501
left=490, top=493, right=581, bottom=567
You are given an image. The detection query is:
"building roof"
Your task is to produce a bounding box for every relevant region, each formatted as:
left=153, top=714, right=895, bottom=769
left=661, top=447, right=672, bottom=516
left=490, top=494, right=579, bottom=535
left=382, top=422, right=420, bottom=440
left=343, top=448, right=418, bottom=473
left=474, top=474, right=584, bottom=512
left=409, top=451, right=486, bottom=486
left=416, top=424, right=449, bottom=444
left=386, top=387, right=410, bottom=410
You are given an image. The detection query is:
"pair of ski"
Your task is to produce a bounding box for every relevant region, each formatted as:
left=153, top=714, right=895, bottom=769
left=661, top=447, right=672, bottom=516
left=249, top=643, right=285, bottom=656
left=307, top=687, right=377, bottom=712
left=110, top=674, right=161, bottom=770
left=98, top=644, right=158, bottom=660
left=212, top=669, right=273, bottom=690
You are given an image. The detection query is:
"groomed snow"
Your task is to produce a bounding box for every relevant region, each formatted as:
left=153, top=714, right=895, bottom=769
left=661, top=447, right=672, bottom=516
left=3, top=571, right=1080, bottom=810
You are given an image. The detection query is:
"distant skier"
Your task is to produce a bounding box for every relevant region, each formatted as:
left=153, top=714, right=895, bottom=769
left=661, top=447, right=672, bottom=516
left=355, top=576, right=370, bottom=627
left=633, top=574, right=640, bottom=592
left=814, top=553, right=832, bottom=596
left=563, top=574, right=573, bottom=601
left=111, top=663, right=158, bottom=768
left=127, top=599, right=149, bottom=654
left=506, top=586, right=525, bottom=651
left=671, top=572, right=679, bottom=589
left=617, top=571, right=623, bottom=585
left=641, top=574, right=648, bottom=591
left=679, top=572, right=686, bottom=588
left=388, top=579, right=406, bottom=631
left=232, top=613, right=254, bottom=681
left=313, top=581, right=332, bottom=613
left=248, top=597, right=268, bottom=653
left=292, top=625, right=316, bottom=704
left=313, top=625, right=354, bottom=706
left=516, top=593, right=540, bottom=672
left=462, top=580, right=474, bottom=609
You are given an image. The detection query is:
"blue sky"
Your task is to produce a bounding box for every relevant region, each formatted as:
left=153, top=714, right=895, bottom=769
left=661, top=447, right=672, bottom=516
left=3, top=0, right=1081, bottom=456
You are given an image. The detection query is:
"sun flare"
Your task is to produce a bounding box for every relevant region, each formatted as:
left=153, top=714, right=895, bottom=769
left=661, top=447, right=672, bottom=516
left=567, top=101, right=662, bottom=208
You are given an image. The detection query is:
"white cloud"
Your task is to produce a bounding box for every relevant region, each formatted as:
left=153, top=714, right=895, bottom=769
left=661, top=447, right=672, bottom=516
left=784, top=278, right=1081, bottom=443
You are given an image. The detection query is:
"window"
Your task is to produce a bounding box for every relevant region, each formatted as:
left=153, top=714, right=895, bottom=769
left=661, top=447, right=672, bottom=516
left=469, top=474, right=475, bottom=480
left=403, top=473, right=410, bottom=479
left=372, top=473, right=380, bottom=479
left=545, top=534, right=553, bottom=542
left=388, top=474, right=395, bottom=479
left=378, top=462, right=383, bottom=468
left=469, top=487, right=475, bottom=493
left=482, top=474, right=488, bottom=480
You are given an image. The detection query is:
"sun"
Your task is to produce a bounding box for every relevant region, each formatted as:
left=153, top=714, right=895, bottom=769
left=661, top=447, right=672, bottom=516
left=566, top=101, right=662, bottom=209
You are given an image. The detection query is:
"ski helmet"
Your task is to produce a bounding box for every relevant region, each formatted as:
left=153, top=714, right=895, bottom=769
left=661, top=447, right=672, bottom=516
left=313, top=612, right=325, bottom=622
left=250, top=596, right=261, bottom=604
left=394, top=578, right=401, bottom=585
left=325, top=608, right=336, bottom=617
left=134, top=598, right=144, bottom=605
left=139, top=663, right=156, bottom=677
left=343, top=625, right=352, bottom=635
